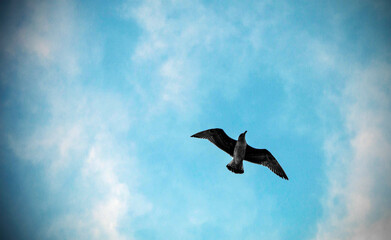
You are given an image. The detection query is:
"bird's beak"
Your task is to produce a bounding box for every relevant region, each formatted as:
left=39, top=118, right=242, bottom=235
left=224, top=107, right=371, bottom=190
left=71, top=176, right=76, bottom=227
left=244, top=130, right=247, bottom=135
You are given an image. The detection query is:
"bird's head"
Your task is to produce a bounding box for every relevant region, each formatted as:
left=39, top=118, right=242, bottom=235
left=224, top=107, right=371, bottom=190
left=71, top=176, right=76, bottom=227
left=239, top=130, right=247, bottom=140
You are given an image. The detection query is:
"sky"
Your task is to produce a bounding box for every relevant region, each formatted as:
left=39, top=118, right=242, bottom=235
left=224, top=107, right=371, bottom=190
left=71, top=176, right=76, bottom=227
left=0, top=0, right=390, bottom=239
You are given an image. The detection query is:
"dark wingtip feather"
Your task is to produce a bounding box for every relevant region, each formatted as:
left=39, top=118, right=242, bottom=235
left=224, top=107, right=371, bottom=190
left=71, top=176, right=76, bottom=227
left=191, top=132, right=201, bottom=138
left=280, top=171, right=289, bottom=180
left=277, top=170, right=289, bottom=180
left=191, top=133, right=202, bottom=138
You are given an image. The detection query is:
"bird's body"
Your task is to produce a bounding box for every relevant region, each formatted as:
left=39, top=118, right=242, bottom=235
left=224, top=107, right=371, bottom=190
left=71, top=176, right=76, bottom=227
left=227, top=131, right=247, bottom=173
left=191, top=128, right=288, bottom=180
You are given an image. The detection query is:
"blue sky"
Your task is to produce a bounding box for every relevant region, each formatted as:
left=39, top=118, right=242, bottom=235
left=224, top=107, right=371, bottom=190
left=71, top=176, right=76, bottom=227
left=0, top=0, right=390, bottom=239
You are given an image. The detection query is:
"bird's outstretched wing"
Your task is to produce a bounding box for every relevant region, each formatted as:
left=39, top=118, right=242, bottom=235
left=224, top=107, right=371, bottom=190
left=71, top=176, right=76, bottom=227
left=244, top=146, right=289, bottom=180
left=191, top=128, right=236, bottom=156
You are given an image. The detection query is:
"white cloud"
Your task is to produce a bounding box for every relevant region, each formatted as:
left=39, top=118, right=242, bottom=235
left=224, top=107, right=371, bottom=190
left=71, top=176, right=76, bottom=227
left=121, top=0, right=241, bottom=114
left=315, top=59, right=391, bottom=239
left=9, top=1, right=81, bottom=75
left=4, top=1, right=152, bottom=239
left=120, top=0, right=296, bottom=117
left=13, top=85, right=152, bottom=239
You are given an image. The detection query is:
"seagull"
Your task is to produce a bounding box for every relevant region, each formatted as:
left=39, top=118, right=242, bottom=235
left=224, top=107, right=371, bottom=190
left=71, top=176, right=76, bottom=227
left=191, top=128, right=288, bottom=180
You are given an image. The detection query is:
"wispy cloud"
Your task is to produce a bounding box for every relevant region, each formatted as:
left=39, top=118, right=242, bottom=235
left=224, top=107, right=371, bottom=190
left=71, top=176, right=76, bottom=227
left=2, top=1, right=151, bottom=239
left=120, top=0, right=254, bottom=115
left=47, top=138, right=152, bottom=240
left=315, top=56, right=391, bottom=239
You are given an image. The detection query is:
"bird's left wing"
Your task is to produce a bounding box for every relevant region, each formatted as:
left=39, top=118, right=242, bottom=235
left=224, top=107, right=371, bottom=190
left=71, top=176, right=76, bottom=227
left=191, top=128, right=236, bottom=156
left=244, top=145, right=289, bottom=180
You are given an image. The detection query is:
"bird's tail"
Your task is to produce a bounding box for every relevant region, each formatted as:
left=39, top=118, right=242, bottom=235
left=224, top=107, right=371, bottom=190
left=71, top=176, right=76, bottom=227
left=226, top=159, right=244, bottom=174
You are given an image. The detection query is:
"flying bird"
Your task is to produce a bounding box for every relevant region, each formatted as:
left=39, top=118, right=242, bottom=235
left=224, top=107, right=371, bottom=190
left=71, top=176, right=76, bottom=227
left=191, top=128, right=288, bottom=180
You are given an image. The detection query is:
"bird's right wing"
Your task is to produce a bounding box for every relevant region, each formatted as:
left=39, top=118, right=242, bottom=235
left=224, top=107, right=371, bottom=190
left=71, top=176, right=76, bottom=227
left=244, top=145, right=289, bottom=180
left=191, top=128, right=237, bottom=156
